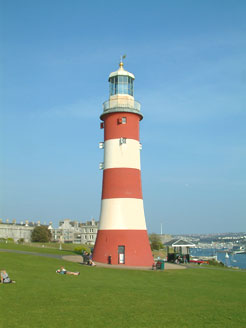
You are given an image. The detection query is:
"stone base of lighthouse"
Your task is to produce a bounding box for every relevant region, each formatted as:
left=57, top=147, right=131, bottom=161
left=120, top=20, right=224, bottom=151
left=93, top=230, right=153, bottom=266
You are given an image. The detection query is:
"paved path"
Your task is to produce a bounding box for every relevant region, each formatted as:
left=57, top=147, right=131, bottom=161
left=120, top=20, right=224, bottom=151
left=62, top=255, right=244, bottom=272
left=62, top=255, right=186, bottom=270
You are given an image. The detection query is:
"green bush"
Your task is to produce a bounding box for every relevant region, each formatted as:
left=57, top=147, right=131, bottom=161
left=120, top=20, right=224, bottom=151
left=74, top=245, right=91, bottom=254
left=18, top=238, right=25, bottom=244
left=208, top=259, right=225, bottom=267
left=7, top=238, right=14, bottom=242
left=149, top=233, right=163, bottom=250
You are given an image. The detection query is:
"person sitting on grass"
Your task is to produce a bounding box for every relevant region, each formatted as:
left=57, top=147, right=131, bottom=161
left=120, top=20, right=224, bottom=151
left=0, top=270, right=16, bottom=284
left=82, top=251, right=90, bottom=265
left=56, top=266, right=80, bottom=276
left=88, top=259, right=96, bottom=266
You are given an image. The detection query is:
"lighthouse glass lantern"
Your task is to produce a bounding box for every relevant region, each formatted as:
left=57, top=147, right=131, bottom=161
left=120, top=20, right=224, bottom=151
left=92, top=60, right=153, bottom=267
left=109, top=75, right=133, bottom=96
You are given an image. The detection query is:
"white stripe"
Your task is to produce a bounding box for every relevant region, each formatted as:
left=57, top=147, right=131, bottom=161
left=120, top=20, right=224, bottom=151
left=99, top=198, right=147, bottom=230
left=104, top=139, right=141, bottom=169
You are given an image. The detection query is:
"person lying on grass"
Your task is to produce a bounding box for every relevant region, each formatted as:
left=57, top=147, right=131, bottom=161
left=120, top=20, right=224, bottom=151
left=56, top=266, right=80, bottom=276
left=0, top=270, right=16, bottom=284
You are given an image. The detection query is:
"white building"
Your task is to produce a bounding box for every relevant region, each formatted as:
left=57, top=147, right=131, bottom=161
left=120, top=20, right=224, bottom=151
left=49, top=219, right=99, bottom=245
left=0, top=218, right=99, bottom=245
left=0, top=219, right=38, bottom=242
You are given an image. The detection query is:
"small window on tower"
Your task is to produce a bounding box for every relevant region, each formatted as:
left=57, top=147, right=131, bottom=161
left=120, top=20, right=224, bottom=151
left=122, top=117, right=127, bottom=124
left=119, top=137, right=126, bottom=145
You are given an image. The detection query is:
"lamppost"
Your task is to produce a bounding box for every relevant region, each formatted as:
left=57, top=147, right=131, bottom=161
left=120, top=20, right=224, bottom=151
left=59, top=236, right=64, bottom=250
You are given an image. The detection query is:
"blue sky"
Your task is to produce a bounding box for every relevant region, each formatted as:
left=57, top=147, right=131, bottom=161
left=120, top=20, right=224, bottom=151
left=0, top=0, right=245, bottom=233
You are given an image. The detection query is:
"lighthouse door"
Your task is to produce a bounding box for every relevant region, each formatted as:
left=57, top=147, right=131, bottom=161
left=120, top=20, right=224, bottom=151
left=118, top=246, right=125, bottom=264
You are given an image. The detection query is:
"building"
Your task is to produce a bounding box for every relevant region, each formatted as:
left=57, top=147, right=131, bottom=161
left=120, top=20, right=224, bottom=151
left=0, top=219, right=38, bottom=242
left=163, top=239, right=196, bottom=262
left=0, top=218, right=99, bottom=245
left=49, top=219, right=98, bottom=245
left=93, top=60, right=153, bottom=266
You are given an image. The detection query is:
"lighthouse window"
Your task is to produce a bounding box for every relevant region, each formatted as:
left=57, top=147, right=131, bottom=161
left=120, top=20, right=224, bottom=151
left=122, top=117, right=127, bottom=124
left=120, top=137, right=126, bottom=145
left=109, top=75, right=134, bottom=96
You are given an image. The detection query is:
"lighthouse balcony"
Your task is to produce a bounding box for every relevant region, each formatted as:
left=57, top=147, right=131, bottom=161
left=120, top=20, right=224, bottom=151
left=102, top=99, right=141, bottom=115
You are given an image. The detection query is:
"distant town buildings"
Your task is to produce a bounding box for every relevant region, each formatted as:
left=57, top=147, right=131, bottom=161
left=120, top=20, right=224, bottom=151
left=158, top=234, right=173, bottom=244
left=0, top=218, right=99, bottom=245
left=50, top=218, right=98, bottom=245
left=1, top=218, right=245, bottom=249
left=172, top=232, right=246, bottom=249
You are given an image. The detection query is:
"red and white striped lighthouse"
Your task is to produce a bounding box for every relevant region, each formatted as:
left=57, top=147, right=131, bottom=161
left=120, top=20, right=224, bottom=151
left=93, top=60, right=153, bottom=266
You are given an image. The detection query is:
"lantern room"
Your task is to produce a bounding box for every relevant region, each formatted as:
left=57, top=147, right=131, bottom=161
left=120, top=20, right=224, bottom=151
left=108, top=61, right=135, bottom=97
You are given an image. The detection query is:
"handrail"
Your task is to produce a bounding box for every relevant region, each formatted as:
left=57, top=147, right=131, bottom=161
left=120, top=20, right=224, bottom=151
left=103, top=100, right=141, bottom=112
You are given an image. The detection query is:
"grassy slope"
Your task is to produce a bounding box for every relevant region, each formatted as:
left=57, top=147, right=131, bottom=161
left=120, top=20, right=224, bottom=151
left=0, top=242, right=75, bottom=255
left=0, top=252, right=246, bottom=328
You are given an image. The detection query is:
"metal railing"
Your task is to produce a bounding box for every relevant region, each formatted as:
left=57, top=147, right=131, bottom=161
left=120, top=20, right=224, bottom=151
left=103, top=99, right=141, bottom=112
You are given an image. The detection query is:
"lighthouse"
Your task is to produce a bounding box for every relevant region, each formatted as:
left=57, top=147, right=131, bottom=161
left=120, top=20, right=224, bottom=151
left=93, top=60, right=153, bottom=266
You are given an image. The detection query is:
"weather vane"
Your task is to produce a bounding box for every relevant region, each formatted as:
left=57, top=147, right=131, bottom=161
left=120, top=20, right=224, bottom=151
left=120, top=54, right=126, bottom=63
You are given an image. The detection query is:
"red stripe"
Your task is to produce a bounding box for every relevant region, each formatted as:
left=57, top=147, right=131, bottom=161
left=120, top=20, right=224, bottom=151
left=93, top=230, right=153, bottom=266
left=102, top=168, right=142, bottom=199
left=103, top=112, right=140, bottom=141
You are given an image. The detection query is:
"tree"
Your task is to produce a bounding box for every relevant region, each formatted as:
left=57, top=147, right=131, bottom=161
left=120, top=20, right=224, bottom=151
left=31, top=226, right=52, bottom=243
left=149, top=233, right=163, bottom=251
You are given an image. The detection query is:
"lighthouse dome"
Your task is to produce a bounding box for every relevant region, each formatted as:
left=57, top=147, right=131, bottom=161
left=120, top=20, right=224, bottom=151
left=108, top=62, right=135, bottom=96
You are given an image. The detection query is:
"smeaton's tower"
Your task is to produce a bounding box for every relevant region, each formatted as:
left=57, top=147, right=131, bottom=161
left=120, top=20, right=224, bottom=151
left=93, top=60, right=153, bottom=266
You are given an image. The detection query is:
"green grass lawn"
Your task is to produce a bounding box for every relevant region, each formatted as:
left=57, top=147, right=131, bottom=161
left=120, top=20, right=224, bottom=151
left=0, top=242, right=76, bottom=255
left=0, top=250, right=246, bottom=328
